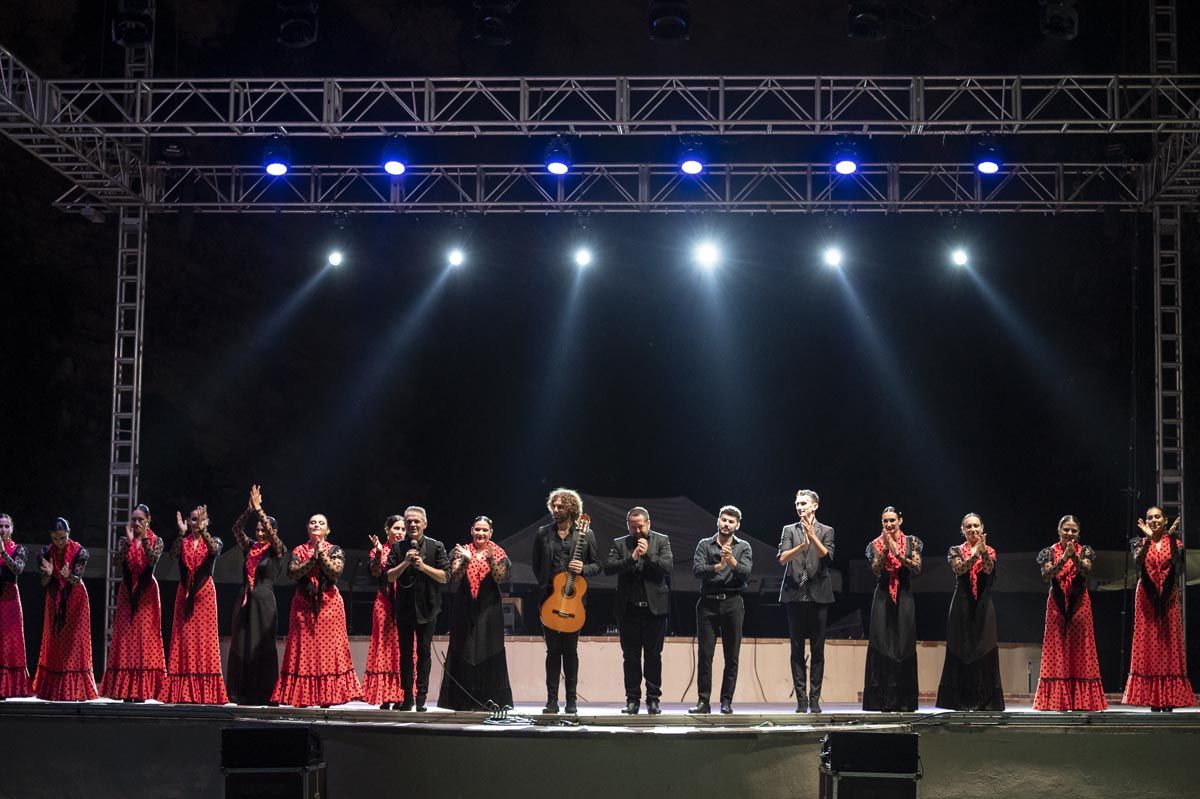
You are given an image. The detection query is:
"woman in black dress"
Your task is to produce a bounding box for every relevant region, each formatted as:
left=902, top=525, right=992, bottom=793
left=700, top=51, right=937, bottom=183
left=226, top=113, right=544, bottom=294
left=863, top=506, right=922, bottom=712
left=438, top=516, right=513, bottom=711
left=227, top=485, right=284, bottom=705
left=935, top=512, right=1004, bottom=710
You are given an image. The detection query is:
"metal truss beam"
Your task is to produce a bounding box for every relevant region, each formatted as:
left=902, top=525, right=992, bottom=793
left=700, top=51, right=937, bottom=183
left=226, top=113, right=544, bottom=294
left=102, top=2, right=155, bottom=672
left=0, top=48, right=142, bottom=201
left=33, top=73, right=1200, bottom=137
left=51, top=161, right=1147, bottom=214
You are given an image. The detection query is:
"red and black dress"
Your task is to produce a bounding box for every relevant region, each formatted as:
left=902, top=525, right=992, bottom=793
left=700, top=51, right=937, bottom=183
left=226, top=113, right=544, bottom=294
left=227, top=508, right=284, bottom=705
left=160, top=532, right=228, bottom=704
left=32, top=542, right=98, bottom=701
left=1033, top=543, right=1107, bottom=711
left=362, top=541, right=407, bottom=707
left=863, top=534, right=922, bottom=712
left=936, top=543, right=1004, bottom=711
left=272, top=541, right=361, bottom=707
left=1122, top=533, right=1196, bottom=709
left=99, top=530, right=166, bottom=700
left=0, top=538, right=32, bottom=698
left=438, top=541, right=514, bottom=710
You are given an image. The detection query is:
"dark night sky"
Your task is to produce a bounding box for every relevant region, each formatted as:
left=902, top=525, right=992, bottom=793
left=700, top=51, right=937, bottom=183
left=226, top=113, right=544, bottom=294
left=1, top=0, right=1198, bottom=565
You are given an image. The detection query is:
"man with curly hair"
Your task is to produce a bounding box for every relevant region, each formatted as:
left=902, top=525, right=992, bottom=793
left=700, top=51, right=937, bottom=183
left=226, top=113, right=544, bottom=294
left=531, top=487, right=601, bottom=714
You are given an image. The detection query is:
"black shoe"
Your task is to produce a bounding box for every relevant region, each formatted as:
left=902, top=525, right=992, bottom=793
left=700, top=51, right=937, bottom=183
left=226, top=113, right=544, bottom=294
left=564, top=700, right=578, bottom=714
left=795, top=699, right=808, bottom=713
left=687, top=701, right=711, bottom=714
left=399, top=699, right=414, bottom=711
left=719, top=702, right=733, bottom=715
left=379, top=703, right=391, bottom=710
left=810, top=699, right=823, bottom=714
left=542, top=700, right=559, bottom=714
left=622, top=700, right=640, bottom=715
left=415, top=695, right=427, bottom=712
left=646, top=699, right=661, bottom=715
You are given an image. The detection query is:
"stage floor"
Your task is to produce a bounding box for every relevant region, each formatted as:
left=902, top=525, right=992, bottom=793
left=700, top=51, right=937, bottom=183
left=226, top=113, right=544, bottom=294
left=2, top=698, right=1197, bottom=798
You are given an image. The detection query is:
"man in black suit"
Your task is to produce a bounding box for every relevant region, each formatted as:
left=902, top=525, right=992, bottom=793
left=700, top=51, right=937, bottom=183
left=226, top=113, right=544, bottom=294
left=531, top=487, right=601, bottom=714
left=777, top=489, right=836, bottom=713
left=604, top=506, right=673, bottom=715
left=386, top=505, right=449, bottom=711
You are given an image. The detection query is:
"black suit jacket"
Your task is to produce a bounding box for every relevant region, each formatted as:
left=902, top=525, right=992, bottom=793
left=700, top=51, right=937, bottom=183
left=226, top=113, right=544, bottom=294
left=778, top=521, right=836, bottom=604
left=604, top=531, right=673, bottom=619
left=386, top=534, right=450, bottom=624
left=531, top=522, right=602, bottom=598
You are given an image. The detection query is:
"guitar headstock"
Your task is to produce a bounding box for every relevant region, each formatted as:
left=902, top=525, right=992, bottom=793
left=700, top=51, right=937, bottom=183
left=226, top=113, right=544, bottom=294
left=577, top=513, right=591, bottom=534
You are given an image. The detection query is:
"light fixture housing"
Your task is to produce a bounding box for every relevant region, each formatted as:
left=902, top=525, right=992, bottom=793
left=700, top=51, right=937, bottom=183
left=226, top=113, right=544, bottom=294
left=679, top=139, right=707, bottom=175
left=544, top=137, right=573, bottom=176
left=263, top=137, right=291, bottom=177
left=382, top=136, right=408, bottom=176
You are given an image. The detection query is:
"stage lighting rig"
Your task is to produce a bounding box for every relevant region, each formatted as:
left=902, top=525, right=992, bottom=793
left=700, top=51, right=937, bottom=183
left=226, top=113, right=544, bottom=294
left=382, top=136, right=408, bottom=176
left=1039, top=0, right=1078, bottom=41
left=111, top=0, right=154, bottom=48
left=475, top=1, right=519, bottom=46
left=649, top=1, right=691, bottom=40
left=277, top=1, right=320, bottom=49
left=544, top=137, right=573, bottom=176
left=263, top=137, right=291, bottom=177
left=678, top=139, right=707, bottom=175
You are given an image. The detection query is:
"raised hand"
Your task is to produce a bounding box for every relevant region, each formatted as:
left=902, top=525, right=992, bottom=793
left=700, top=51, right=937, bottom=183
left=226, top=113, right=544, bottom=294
left=176, top=511, right=187, bottom=534
left=126, top=522, right=135, bottom=542
left=1136, top=518, right=1153, bottom=537
left=633, top=539, right=649, bottom=559
left=368, top=534, right=381, bottom=551
left=249, top=484, right=263, bottom=510
left=1168, top=517, right=1181, bottom=535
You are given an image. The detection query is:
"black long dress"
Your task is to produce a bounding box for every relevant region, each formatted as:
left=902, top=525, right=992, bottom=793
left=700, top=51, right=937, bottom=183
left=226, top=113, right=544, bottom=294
left=227, top=508, right=284, bottom=705
left=935, top=544, right=1005, bottom=710
left=437, top=554, right=513, bottom=711
left=863, top=535, right=922, bottom=712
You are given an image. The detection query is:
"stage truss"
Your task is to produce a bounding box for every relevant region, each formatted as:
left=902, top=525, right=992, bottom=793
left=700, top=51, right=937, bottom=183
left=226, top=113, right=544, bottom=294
left=0, top=2, right=1194, bottom=657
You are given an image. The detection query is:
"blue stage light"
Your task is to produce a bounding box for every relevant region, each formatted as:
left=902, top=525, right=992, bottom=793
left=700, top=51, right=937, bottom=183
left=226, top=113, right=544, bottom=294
left=263, top=137, right=291, bottom=177
left=382, top=136, right=408, bottom=176
left=545, top=137, right=573, bottom=176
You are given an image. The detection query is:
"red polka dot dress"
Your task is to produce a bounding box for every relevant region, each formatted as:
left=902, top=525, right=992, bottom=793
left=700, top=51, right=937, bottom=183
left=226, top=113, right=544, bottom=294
left=272, top=540, right=361, bottom=707
left=362, top=541, right=408, bottom=706
left=99, top=531, right=166, bottom=700
left=1033, top=543, right=1107, bottom=711
left=32, top=541, right=98, bottom=701
left=160, top=533, right=228, bottom=704
left=1123, top=533, right=1196, bottom=708
left=0, top=538, right=32, bottom=698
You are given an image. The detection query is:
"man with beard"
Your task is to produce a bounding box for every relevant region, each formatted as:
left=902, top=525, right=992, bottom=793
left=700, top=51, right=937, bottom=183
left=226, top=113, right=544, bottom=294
left=531, top=488, right=601, bottom=714
left=690, top=505, right=752, bottom=715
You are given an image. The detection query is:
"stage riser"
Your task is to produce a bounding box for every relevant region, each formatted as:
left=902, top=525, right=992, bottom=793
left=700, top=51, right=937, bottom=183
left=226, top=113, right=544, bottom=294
left=222, top=636, right=1042, bottom=703
left=0, top=714, right=1195, bottom=799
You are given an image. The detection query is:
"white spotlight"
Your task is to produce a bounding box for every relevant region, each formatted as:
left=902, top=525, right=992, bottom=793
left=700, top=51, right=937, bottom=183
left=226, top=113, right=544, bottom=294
left=447, top=248, right=465, bottom=267
left=327, top=250, right=344, bottom=267
left=694, top=241, right=720, bottom=271
left=951, top=248, right=969, bottom=267
left=574, top=247, right=593, bottom=267
left=823, top=247, right=844, bottom=267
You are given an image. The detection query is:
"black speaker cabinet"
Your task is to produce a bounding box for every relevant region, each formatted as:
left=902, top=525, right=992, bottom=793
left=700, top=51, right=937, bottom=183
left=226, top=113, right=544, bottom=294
left=223, top=727, right=326, bottom=798
left=222, top=727, right=323, bottom=769
left=819, top=731, right=919, bottom=773
left=819, top=731, right=920, bottom=799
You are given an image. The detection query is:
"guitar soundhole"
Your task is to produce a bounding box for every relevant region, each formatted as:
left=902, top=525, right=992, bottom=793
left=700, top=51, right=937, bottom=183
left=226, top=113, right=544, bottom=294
left=564, top=586, right=575, bottom=598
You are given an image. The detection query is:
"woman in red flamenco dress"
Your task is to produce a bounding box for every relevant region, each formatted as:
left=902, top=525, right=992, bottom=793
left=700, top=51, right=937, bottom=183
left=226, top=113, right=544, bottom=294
left=1123, top=507, right=1196, bottom=711
left=160, top=505, right=228, bottom=704
left=272, top=514, right=361, bottom=707
left=99, top=504, right=166, bottom=701
left=0, top=513, right=32, bottom=698
left=33, top=517, right=98, bottom=701
left=1032, top=515, right=1107, bottom=711
left=363, top=514, right=410, bottom=709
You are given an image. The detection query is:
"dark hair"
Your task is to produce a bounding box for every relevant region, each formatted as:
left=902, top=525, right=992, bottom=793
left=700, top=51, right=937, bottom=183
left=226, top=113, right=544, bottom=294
left=53, top=517, right=71, bottom=533
left=473, top=515, right=494, bottom=528
left=266, top=516, right=279, bottom=531
left=384, top=514, right=404, bottom=530
left=961, top=512, right=983, bottom=526
left=626, top=506, right=650, bottom=521
left=882, top=506, right=902, bottom=518
left=1058, top=514, right=1079, bottom=528
left=133, top=504, right=151, bottom=517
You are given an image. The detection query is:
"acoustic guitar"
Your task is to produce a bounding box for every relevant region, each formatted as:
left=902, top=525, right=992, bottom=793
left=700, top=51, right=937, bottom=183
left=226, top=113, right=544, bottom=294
left=539, top=513, right=591, bottom=634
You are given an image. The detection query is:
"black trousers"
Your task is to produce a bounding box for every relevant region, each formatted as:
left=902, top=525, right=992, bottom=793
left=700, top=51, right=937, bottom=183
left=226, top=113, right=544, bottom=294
left=785, top=601, right=829, bottom=700
left=543, top=629, right=580, bottom=701
left=695, top=595, right=744, bottom=704
left=397, top=616, right=436, bottom=699
left=618, top=604, right=667, bottom=701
